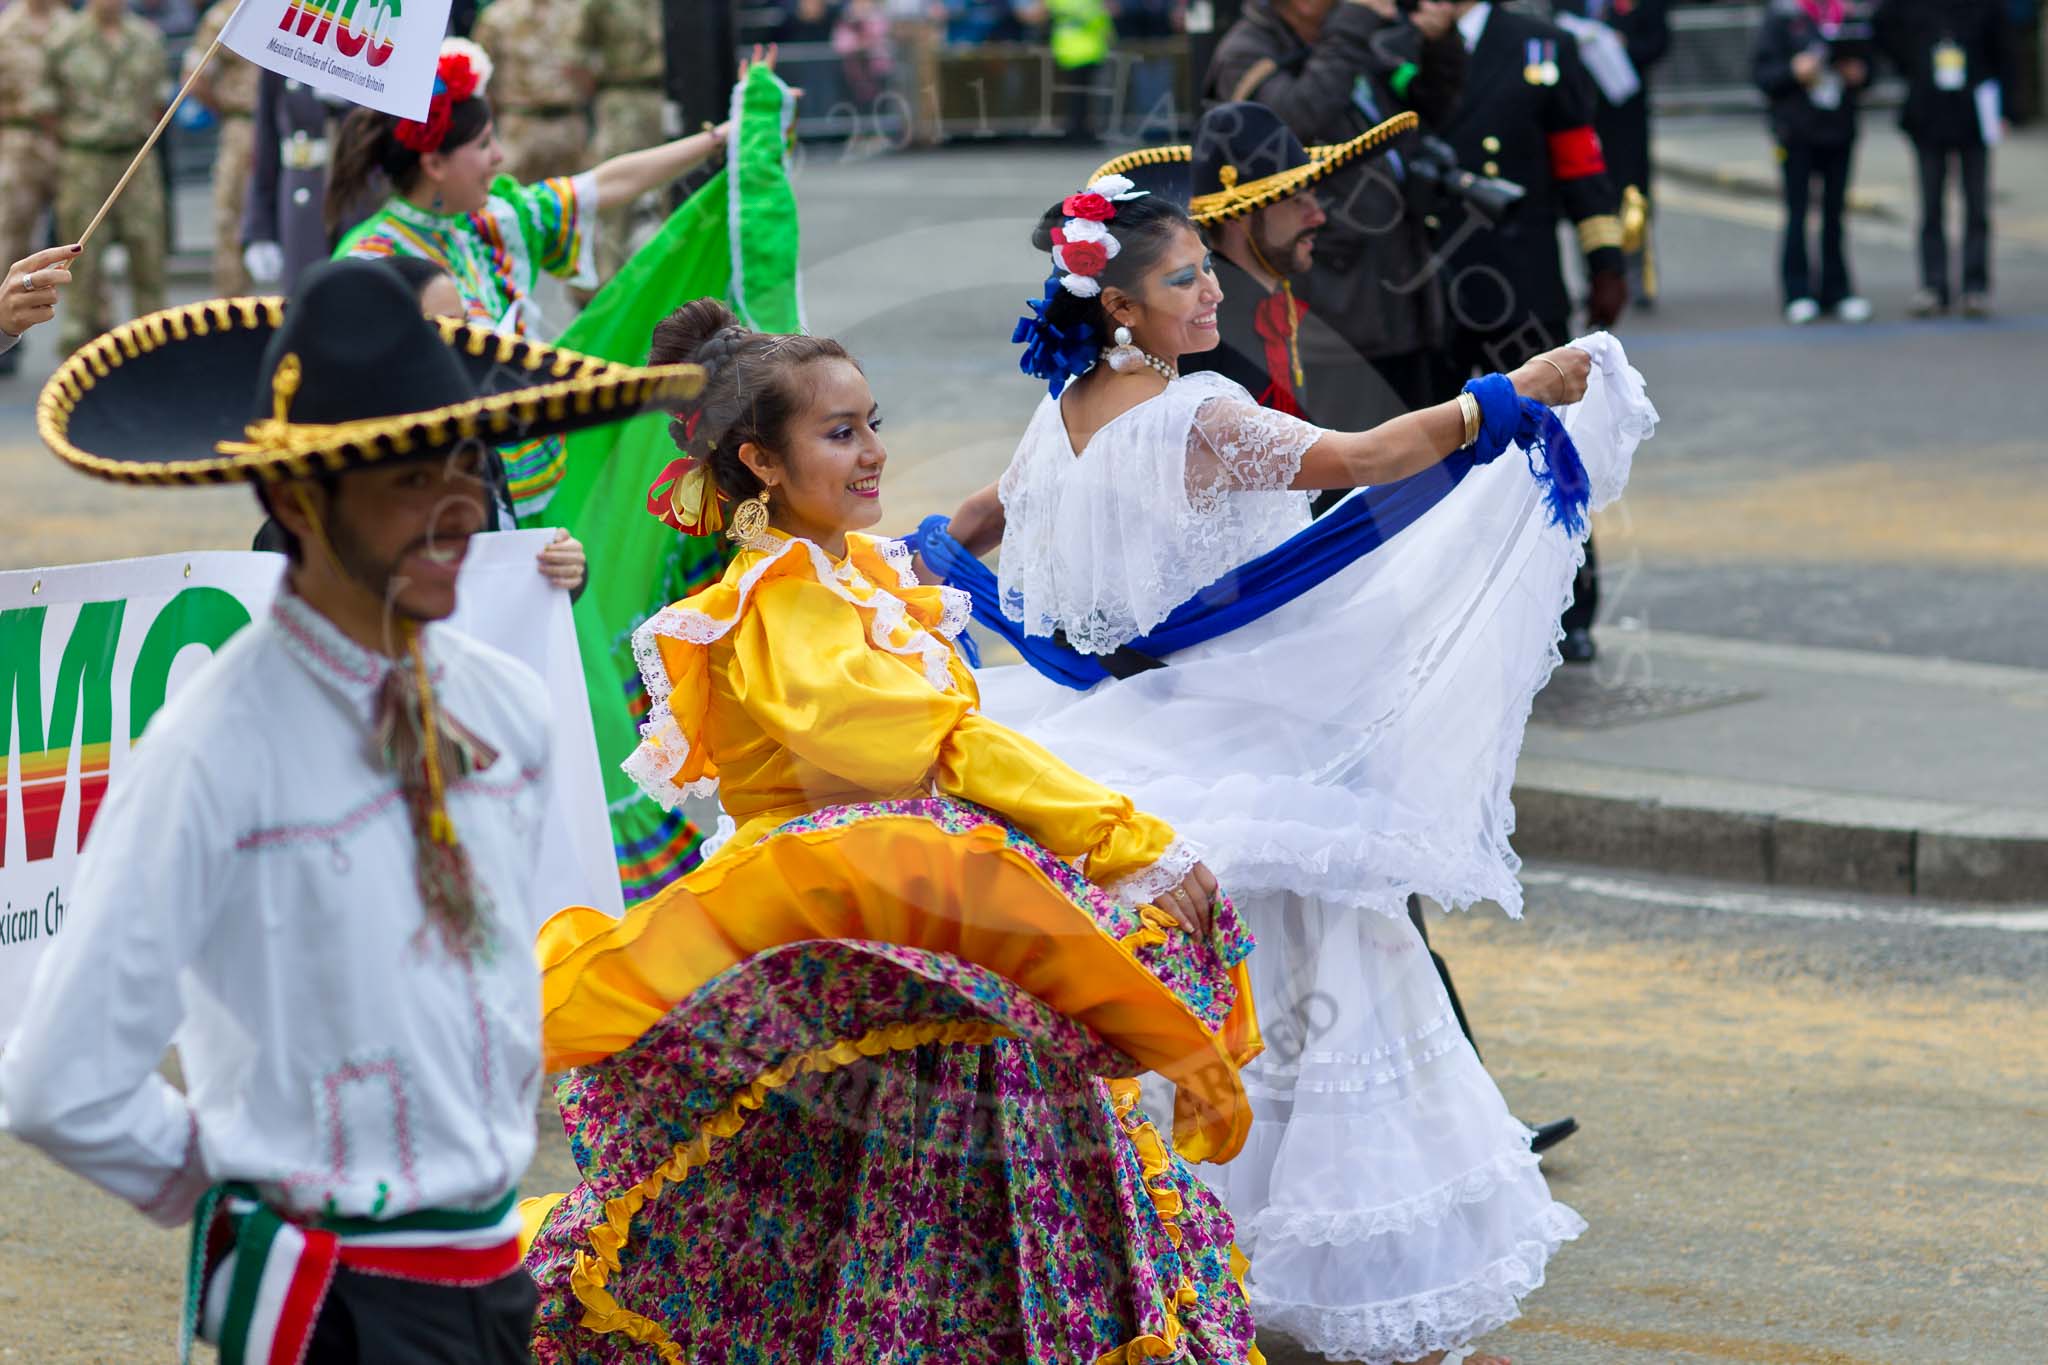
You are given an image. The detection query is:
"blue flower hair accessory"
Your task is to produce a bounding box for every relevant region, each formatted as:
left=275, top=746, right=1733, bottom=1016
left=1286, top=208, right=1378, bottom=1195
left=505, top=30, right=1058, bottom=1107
left=1012, top=272, right=1099, bottom=398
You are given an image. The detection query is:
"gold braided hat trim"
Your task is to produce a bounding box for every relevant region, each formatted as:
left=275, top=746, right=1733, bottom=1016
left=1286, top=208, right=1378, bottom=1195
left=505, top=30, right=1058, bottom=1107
left=1091, top=112, right=1418, bottom=226
left=37, top=297, right=707, bottom=487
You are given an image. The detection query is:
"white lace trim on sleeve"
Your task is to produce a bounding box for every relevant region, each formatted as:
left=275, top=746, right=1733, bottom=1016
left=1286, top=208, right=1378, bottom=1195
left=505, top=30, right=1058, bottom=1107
left=1101, top=837, right=1204, bottom=906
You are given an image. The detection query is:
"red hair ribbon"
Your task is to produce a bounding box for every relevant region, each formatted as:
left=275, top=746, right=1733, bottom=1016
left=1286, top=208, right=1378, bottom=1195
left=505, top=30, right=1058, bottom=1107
left=648, top=457, right=725, bottom=537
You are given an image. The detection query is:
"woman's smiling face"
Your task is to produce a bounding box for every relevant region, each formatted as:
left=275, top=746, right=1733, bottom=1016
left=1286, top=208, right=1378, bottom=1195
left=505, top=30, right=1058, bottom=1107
left=745, top=358, right=887, bottom=557
left=1110, top=225, right=1225, bottom=361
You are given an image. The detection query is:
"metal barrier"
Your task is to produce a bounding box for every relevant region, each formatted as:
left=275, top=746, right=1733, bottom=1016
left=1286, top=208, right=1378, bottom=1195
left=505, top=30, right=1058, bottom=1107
left=764, top=38, right=1190, bottom=145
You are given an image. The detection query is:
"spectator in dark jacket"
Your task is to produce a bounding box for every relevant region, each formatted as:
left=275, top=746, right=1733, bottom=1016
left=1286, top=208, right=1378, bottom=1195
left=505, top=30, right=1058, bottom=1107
left=1754, top=0, right=1877, bottom=323
left=1205, top=0, right=1467, bottom=422
left=1876, top=0, right=2013, bottom=315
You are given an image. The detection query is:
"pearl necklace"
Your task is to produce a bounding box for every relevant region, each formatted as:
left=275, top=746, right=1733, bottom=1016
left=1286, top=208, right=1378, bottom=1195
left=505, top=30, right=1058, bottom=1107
left=1139, top=351, right=1177, bottom=382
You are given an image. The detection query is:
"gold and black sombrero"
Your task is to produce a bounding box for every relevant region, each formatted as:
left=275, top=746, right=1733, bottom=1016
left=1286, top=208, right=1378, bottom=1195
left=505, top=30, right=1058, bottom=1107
left=38, top=258, right=705, bottom=487
left=1092, top=104, right=1418, bottom=227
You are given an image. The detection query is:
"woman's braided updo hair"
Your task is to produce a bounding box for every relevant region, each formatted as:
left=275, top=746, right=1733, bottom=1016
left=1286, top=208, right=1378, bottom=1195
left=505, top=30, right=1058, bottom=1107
left=650, top=299, right=856, bottom=504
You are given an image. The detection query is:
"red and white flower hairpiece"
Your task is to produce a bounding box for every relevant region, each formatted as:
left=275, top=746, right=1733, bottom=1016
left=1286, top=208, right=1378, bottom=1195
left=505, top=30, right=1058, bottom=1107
left=395, top=39, right=495, bottom=155
left=1049, top=173, right=1147, bottom=299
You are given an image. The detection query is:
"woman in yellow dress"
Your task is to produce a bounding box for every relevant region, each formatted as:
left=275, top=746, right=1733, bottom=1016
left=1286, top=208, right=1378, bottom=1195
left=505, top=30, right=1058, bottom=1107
left=523, top=299, right=1265, bottom=1364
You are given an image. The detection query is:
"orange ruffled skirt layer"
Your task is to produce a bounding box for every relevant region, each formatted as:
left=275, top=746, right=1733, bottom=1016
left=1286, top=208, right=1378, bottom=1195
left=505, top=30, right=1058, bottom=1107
left=525, top=797, right=1265, bottom=1365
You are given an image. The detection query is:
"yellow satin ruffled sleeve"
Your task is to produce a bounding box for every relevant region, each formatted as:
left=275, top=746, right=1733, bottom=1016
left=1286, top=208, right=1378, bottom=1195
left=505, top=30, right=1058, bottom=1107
left=731, top=575, right=1182, bottom=886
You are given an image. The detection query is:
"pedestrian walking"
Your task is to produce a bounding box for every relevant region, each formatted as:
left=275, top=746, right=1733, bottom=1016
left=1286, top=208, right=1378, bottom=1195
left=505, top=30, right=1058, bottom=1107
left=34, top=0, right=169, bottom=354
left=0, top=0, right=63, bottom=374
left=1876, top=0, right=2014, bottom=316
left=186, top=0, right=261, bottom=296
left=580, top=0, right=670, bottom=288
left=473, top=0, right=596, bottom=184
left=1753, top=0, right=1877, bottom=324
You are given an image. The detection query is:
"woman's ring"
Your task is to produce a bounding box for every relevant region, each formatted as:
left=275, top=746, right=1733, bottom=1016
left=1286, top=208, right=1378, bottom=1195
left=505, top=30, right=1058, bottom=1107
left=20, top=273, right=33, bottom=292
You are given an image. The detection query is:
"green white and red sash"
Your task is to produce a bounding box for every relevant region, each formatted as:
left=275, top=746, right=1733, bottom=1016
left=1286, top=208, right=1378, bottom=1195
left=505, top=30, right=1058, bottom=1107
left=181, top=1185, right=522, bottom=1365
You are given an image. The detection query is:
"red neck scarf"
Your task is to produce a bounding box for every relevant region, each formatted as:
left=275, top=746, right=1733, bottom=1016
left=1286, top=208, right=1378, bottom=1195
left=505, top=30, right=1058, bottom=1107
left=1252, top=287, right=1310, bottom=418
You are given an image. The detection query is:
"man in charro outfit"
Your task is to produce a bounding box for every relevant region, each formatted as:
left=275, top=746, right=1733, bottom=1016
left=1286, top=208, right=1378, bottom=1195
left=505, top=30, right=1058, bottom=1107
left=1437, top=0, right=1626, bottom=662
left=0, top=259, right=698, bottom=1361
left=187, top=0, right=263, bottom=295
left=1101, top=101, right=1418, bottom=459
left=474, top=0, right=596, bottom=184
left=1204, top=0, right=1468, bottom=423
left=34, top=0, right=168, bottom=354
left=579, top=0, right=670, bottom=287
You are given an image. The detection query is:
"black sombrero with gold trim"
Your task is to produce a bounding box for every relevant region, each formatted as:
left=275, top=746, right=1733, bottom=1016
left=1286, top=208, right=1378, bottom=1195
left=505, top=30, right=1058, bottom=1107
left=38, top=258, right=705, bottom=487
left=1092, top=104, right=1418, bottom=227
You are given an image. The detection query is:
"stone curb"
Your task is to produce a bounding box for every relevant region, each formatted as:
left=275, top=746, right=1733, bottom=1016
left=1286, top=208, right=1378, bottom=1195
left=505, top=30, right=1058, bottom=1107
left=1511, top=757, right=2048, bottom=904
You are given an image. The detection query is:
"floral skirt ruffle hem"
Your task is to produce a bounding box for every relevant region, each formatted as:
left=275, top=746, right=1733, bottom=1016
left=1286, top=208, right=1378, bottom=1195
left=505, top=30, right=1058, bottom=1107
left=525, top=798, right=1263, bottom=1365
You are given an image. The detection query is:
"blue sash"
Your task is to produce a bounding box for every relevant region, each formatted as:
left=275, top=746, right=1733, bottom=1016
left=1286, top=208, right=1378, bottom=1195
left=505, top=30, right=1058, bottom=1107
left=915, top=381, right=1587, bottom=691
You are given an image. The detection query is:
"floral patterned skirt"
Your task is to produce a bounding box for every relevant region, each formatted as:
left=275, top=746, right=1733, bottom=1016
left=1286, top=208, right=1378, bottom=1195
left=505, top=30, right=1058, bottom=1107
left=524, top=799, right=1263, bottom=1365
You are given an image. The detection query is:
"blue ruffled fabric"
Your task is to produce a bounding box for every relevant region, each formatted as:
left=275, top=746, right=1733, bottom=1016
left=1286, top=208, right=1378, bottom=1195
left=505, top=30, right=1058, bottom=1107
left=1012, top=273, right=1098, bottom=397
left=1464, top=373, right=1591, bottom=537
left=911, top=377, right=1594, bottom=690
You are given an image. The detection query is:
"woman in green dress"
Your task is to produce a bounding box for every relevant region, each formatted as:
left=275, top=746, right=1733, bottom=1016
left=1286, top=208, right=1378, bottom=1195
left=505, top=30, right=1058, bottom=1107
left=326, top=37, right=750, bottom=518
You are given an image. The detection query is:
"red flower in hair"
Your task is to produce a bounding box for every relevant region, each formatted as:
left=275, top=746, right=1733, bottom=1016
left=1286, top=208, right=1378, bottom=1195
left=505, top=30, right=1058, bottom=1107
left=394, top=103, right=451, bottom=154
left=1058, top=239, right=1110, bottom=277
left=439, top=51, right=481, bottom=103
left=1062, top=191, right=1115, bottom=222
left=393, top=47, right=484, bottom=155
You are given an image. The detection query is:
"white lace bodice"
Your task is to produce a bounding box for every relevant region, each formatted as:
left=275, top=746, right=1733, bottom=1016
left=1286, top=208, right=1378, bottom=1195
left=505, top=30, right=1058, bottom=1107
left=996, top=370, right=1324, bottom=654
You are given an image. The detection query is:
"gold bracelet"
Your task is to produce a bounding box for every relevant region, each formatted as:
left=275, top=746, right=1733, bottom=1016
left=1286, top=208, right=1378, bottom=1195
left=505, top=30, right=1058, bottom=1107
left=1539, top=355, right=1569, bottom=387
left=1456, top=390, right=1481, bottom=448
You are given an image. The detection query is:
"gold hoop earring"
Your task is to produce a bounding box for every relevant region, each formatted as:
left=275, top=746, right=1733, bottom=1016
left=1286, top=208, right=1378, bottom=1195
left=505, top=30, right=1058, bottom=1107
left=728, top=487, right=771, bottom=544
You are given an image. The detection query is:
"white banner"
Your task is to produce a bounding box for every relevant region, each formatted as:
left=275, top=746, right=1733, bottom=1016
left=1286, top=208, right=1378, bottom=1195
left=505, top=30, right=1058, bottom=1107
left=0, top=531, right=620, bottom=1042
left=221, top=0, right=452, bottom=121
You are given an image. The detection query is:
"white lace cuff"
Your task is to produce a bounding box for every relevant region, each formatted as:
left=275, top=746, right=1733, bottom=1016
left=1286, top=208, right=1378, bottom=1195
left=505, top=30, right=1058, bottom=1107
left=1102, top=837, right=1203, bottom=906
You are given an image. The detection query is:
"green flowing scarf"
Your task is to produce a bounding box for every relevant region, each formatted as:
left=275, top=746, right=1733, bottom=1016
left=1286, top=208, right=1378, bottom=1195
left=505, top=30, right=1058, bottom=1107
left=538, top=66, right=806, bottom=905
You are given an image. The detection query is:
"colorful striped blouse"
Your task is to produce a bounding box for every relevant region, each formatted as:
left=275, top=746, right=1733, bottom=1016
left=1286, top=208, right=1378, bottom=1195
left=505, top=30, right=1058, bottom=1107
left=338, top=172, right=598, bottom=519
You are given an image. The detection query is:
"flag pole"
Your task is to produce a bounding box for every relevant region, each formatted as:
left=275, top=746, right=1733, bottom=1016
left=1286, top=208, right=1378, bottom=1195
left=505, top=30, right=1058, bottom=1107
left=77, top=2, right=246, bottom=248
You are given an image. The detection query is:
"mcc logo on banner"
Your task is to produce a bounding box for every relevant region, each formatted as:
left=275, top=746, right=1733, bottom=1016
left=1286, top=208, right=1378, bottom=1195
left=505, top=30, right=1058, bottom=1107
left=0, top=531, right=621, bottom=1042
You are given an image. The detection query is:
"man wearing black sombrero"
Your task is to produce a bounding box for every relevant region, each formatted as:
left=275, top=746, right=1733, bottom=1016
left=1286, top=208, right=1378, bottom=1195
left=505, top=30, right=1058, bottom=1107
left=0, top=259, right=700, bottom=1362
left=1094, top=102, right=1421, bottom=466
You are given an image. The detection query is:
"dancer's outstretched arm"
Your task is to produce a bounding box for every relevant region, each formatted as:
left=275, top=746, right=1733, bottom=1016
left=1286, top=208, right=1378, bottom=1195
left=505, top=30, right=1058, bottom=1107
left=1291, top=345, right=1590, bottom=490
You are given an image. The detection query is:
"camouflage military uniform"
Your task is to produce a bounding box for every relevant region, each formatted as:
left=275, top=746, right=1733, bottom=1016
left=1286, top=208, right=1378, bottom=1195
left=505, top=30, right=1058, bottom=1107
left=190, top=0, right=260, bottom=295
left=0, top=1, right=63, bottom=277
left=473, top=0, right=593, bottom=184
left=36, top=9, right=168, bottom=352
left=579, top=0, right=667, bottom=283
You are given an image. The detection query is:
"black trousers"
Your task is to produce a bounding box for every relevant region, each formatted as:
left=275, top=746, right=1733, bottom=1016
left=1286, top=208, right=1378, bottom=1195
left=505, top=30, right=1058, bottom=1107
left=1409, top=895, right=1478, bottom=1056
left=306, top=1266, right=536, bottom=1364
left=1913, top=137, right=1992, bottom=301
left=1779, top=138, right=1856, bottom=307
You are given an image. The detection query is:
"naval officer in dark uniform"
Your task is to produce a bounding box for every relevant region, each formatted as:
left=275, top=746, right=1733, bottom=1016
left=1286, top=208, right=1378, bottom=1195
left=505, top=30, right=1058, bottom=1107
left=1438, top=0, right=1625, bottom=662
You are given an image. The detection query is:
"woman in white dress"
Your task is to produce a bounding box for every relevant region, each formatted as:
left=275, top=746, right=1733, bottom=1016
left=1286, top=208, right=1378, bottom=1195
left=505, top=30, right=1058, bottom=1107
left=926, top=178, right=1656, bottom=1364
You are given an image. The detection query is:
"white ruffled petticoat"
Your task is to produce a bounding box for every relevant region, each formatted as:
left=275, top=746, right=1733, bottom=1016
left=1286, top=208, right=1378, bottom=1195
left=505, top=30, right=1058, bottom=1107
left=976, top=335, right=1655, bottom=1361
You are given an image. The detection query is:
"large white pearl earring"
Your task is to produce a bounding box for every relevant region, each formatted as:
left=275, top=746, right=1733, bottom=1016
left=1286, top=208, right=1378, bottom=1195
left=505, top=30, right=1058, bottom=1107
left=1105, top=324, right=1145, bottom=373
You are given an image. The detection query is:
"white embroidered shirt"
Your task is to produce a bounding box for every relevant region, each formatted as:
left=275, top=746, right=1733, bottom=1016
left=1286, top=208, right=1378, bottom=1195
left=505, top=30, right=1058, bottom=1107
left=0, top=592, right=554, bottom=1227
